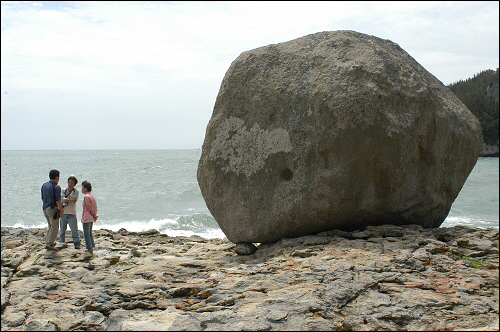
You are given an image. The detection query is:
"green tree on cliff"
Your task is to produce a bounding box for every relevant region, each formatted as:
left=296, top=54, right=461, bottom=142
left=447, top=68, right=499, bottom=146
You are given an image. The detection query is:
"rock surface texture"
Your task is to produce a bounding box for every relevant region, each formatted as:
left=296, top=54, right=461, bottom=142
left=1, top=225, right=498, bottom=331
left=198, top=30, right=483, bottom=244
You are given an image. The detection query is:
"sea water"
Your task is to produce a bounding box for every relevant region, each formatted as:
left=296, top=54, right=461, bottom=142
left=1, top=150, right=223, bottom=238
left=443, top=157, right=499, bottom=228
left=1, top=150, right=498, bottom=239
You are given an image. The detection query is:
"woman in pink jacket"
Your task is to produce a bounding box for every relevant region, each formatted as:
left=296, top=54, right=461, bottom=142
left=81, top=181, right=98, bottom=255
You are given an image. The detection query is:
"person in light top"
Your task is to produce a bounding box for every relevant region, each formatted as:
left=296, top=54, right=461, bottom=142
left=81, top=180, right=98, bottom=256
left=59, top=176, right=81, bottom=249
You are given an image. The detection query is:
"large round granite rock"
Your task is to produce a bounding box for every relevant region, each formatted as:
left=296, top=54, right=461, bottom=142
left=197, top=30, right=483, bottom=244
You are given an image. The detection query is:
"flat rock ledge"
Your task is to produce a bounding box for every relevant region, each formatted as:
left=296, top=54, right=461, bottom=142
left=1, top=224, right=498, bottom=331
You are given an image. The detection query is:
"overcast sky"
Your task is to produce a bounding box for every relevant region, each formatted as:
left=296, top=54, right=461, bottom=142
left=1, top=1, right=499, bottom=150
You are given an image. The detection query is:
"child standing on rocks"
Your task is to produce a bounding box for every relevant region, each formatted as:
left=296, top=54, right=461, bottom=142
left=81, top=181, right=98, bottom=256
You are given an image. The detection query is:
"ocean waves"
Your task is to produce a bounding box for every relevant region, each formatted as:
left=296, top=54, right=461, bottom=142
left=93, top=213, right=225, bottom=239
left=1, top=151, right=497, bottom=239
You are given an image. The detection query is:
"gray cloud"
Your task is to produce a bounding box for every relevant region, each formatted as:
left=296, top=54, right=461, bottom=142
left=1, top=1, right=498, bottom=150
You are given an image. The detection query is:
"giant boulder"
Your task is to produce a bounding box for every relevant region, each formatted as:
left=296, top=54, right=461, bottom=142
left=197, top=30, right=483, bottom=244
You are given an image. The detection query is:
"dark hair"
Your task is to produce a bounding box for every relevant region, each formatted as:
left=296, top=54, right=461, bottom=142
left=49, top=170, right=60, bottom=180
left=82, top=181, right=92, bottom=192
left=68, top=176, right=78, bottom=185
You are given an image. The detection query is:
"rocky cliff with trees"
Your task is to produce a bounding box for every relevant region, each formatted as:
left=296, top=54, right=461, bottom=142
left=447, top=69, right=499, bottom=157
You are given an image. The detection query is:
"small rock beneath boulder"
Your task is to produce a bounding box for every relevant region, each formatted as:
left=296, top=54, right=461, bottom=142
left=234, top=242, right=257, bottom=255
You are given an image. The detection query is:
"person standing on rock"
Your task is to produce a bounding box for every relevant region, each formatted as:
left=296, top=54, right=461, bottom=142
left=59, top=175, right=81, bottom=249
left=81, top=180, right=98, bottom=255
left=41, top=169, right=64, bottom=251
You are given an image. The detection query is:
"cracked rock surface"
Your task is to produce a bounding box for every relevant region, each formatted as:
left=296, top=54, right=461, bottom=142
left=1, top=224, right=498, bottom=331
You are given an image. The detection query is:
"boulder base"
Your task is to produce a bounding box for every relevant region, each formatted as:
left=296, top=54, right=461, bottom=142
left=197, top=30, right=483, bottom=244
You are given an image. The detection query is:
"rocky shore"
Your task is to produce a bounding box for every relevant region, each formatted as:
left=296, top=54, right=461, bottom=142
left=1, top=224, right=498, bottom=331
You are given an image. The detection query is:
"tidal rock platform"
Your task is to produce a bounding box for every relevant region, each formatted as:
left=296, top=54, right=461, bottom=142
left=1, top=224, right=498, bottom=331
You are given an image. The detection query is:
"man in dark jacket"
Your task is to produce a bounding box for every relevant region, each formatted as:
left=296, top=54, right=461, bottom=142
left=41, top=169, right=64, bottom=250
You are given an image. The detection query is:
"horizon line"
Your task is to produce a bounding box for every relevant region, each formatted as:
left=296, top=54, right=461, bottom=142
left=1, top=148, right=202, bottom=151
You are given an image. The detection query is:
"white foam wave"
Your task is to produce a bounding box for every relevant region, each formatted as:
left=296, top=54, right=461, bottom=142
left=93, top=218, right=177, bottom=233
left=11, top=221, right=47, bottom=229
left=163, top=228, right=226, bottom=239
left=442, top=215, right=495, bottom=228
left=94, top=217, right=226, bottom=239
